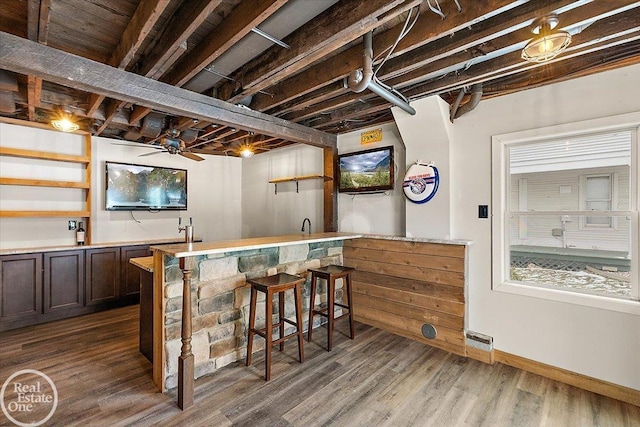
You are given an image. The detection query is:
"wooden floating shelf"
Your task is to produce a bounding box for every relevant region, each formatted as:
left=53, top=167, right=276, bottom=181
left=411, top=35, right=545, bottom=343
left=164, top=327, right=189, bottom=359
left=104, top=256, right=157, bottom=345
left=0, top=147, right=90, bottom=164
left=0, top=177, right=90, bottom=189
left=268, top=174, right=330, bottom=184
left=0, top=210, right=91, bottom=218
left=268, top=174, right=330, bottom=194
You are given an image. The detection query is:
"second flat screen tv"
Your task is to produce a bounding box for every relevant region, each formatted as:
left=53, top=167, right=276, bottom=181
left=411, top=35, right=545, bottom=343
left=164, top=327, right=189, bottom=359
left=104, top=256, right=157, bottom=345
left=338, top=146, right=394, bottom=193
left=105, top=161, right=187, bottom=210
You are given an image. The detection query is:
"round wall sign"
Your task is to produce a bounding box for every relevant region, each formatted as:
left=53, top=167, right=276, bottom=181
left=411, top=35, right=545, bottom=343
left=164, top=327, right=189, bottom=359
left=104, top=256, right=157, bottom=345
left=403, top=162, right=439, bottom=204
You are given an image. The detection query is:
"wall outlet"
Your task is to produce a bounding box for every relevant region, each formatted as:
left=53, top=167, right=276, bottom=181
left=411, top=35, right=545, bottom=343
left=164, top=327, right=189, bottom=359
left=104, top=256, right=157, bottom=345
left=68, top=220, right=77, bottom=230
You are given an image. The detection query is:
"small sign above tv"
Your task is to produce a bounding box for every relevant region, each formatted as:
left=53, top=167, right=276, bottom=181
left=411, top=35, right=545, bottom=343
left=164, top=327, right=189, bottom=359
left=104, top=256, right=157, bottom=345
left=338, top=146, right=394, bottom=193
left=105, top=161, right=187, bottom=211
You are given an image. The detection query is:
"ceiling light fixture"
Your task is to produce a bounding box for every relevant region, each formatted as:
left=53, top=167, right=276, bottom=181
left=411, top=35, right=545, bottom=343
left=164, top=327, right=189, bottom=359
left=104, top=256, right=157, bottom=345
left=522, top=14, right=571, bottom=63
left=239, top=146, right=254, bottom=158
left=51, top=107, right=79, bottom=132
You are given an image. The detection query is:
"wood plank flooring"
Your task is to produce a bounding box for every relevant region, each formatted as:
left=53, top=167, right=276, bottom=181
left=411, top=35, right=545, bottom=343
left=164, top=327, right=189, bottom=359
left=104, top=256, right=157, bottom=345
left=0, top=305, right=638, bottom=426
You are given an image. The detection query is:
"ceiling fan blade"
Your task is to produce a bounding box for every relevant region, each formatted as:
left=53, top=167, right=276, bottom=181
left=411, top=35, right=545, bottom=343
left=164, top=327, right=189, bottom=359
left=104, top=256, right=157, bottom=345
left=111, top=141, right=164, bottom=150
left=138, top=150, right=165, bottom=157
left=180, top=152, right=205, bottom=161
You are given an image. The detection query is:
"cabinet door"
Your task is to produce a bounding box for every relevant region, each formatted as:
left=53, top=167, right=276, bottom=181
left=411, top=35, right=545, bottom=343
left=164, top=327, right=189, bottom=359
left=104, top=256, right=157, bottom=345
left=85, top=248, right=120, bottom=306
left=44, top=250, right=84, bottom=313
left=0, top=253, right=43, bottom=321
left=120, top=245, right=151, bottom=300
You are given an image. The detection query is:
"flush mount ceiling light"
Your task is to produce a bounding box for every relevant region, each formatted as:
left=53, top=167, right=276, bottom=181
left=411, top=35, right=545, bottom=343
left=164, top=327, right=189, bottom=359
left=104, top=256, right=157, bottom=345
left=51, top=107, right=79, bottom=132
left=522, top=14, right=571, bottom=63
left=239, top=146, right=254, bottom=158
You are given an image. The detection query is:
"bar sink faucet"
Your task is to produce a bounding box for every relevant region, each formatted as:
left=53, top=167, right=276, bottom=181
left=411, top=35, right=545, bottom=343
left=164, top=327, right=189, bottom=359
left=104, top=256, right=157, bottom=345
left=301, top=217, right=311, bottom=235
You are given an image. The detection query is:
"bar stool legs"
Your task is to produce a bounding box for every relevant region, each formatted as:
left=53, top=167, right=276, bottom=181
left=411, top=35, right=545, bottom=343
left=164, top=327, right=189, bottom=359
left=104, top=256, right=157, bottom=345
left=245, top=273, right=305, bottom=381
left=307, top=265, right=355, bottom=351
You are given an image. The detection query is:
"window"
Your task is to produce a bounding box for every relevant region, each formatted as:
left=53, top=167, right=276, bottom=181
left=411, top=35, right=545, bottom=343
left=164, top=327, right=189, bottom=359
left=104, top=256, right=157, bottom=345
left=492, top=113, right=639, bottom=312
left=582, top=174, right=614, bottom=227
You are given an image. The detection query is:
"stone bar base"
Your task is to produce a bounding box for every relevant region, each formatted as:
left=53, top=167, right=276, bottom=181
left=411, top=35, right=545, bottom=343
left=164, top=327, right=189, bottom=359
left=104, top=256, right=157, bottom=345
left=162, top=241, right=344, bottom=389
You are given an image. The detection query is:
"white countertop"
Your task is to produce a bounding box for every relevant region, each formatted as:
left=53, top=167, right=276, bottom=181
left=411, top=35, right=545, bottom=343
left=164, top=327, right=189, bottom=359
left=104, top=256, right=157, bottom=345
left=151, top=232, right=362, bottom=258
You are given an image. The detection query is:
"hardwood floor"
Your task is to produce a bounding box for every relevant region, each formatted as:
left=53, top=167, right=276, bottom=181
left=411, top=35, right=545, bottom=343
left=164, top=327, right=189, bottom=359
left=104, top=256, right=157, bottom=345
left=0, top=305, right=638, bottom=426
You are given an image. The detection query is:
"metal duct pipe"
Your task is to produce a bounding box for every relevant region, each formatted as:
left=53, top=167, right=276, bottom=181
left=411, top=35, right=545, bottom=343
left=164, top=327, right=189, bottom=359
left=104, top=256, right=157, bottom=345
left=347, top=32, right=416, bottom=115
left=451, top=83, right=483, bottom=121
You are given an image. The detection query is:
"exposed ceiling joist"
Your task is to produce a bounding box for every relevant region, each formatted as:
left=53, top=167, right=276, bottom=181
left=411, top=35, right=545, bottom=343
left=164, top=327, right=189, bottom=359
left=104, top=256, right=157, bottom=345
left=0, top=31, right=335, bottom=148
left=220, top=0, right=422, bottom=104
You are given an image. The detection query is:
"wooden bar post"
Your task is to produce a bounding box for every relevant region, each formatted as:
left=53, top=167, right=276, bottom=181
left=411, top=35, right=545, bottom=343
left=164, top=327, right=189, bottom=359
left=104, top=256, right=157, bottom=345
left=323, top=146, right=338, bottom=232
left=177, top=256, right=194, bottom=410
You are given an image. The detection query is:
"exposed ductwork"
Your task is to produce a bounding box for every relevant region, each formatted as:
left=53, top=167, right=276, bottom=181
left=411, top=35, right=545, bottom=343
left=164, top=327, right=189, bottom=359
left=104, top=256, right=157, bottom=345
left=346, top=32, right=416, bottom=116
left=449, top=83, right=483, bottom=122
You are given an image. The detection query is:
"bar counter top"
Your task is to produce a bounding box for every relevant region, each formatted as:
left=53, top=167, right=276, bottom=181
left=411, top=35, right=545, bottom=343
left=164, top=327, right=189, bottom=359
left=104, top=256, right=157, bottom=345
left=150, top=232, right=361, bottom=258
left=0, top=237, right=200, bottom=256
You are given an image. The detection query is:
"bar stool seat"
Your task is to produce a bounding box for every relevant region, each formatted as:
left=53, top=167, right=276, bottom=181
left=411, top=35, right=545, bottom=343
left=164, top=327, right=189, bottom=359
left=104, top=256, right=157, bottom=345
left=307, top=265, right=355, bottom=351
left=246, top=272, right=305, bottom=380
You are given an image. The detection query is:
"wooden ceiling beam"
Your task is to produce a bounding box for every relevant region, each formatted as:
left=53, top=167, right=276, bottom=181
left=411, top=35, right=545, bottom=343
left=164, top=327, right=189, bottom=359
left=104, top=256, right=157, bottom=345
left=403, top=11, right=640, bottom=99
left=220, top=0, right=423, bottom=105
left=249, top=0, right=529, bottom=112
left=85, top=0, right=172, bottom=119
left=139, top=0, right=223, bottom=79
left=0, top=32, right=335, bottom=148
left=163, top=0, right=290, bottom=87
left=281, top=1, right=640, bottom=125
left=94, top=99, right=120, bottom=135
left=26, top=0, right=47, bottom=121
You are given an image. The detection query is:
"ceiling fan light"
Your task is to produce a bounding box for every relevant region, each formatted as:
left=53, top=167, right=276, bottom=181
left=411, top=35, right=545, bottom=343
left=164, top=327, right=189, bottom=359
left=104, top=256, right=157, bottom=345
left=522, top=14, right=571, bottom=63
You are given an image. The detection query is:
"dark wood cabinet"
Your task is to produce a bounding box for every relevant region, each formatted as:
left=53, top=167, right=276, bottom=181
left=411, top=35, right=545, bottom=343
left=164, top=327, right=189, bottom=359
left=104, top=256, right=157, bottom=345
left=0, top=253, right=43, bottom=321
left=85, top=248, right=120, bottom=306
left=44, top=250, right=84, bottom=313
left=120, top=245, right=151, bottom=303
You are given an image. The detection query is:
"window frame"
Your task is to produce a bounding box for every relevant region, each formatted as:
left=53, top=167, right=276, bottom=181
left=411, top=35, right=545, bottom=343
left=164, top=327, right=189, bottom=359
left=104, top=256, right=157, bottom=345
left=491, top=112, right=640, bottom=315
left=579, top=173, right=617, bottom=229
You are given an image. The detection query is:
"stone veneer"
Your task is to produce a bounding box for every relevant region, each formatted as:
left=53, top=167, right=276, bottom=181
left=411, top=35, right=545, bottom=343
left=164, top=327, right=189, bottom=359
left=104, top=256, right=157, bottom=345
left=163, top=241, right=344, bottom=389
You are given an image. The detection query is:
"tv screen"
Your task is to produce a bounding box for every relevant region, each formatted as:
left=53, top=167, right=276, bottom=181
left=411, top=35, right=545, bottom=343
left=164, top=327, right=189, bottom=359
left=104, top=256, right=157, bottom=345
left=105, top=161, right=187, bottom=210
left=338, top=146, right=394, bottom=193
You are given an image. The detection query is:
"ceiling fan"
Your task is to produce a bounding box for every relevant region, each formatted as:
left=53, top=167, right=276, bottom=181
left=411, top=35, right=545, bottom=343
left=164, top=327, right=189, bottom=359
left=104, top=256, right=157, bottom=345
left=141, top=131, right=205, bottom=162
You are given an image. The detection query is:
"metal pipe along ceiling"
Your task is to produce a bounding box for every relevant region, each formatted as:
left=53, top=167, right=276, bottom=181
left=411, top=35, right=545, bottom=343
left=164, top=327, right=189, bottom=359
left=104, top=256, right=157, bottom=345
left=347, top=32, right=416, bottom=115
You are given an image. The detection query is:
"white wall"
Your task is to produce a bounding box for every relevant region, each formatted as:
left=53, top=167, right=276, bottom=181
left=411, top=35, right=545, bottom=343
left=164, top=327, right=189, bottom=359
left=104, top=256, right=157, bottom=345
left=92, top=136, right=242, bottom=243
left=241, top=144, right=324, bottom=237
left=337, top=122, right=406, bottom=236
left=0, top=124, right=242, bottom=248
left=445, top=64, right=640, bottom=390
left=393, top=96, right=454, bottom=239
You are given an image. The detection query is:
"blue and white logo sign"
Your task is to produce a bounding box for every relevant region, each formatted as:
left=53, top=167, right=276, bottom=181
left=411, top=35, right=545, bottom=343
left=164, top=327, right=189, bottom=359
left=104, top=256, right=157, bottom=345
left=403, top=161, right=439, bottom=204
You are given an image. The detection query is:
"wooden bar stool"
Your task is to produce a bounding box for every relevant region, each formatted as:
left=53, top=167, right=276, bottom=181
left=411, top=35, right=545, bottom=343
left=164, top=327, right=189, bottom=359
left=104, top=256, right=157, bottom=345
left=307, top=265, right=355, bottom=351
left=246, top=272, right=305, bottom=380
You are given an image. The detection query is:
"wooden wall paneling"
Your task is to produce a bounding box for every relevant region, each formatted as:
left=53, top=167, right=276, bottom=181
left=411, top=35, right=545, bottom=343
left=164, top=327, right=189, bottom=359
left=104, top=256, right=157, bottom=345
left=345, top=236, right=466, bottom=258
left=0, top=253, right=43, bottom=321
left=343, top=238, right=467, bottom=356
left=346, top=257, right=464, bottom=287
left=343, top=245, right=465, bottom=272
left=44, top=250, right=84, bottom=313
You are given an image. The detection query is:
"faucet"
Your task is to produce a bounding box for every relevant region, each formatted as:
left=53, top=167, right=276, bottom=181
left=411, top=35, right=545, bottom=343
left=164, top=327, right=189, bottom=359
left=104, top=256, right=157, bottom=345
left=301, top=217, right=311, bottom=235
left=178, top=217, right=194, bottom=243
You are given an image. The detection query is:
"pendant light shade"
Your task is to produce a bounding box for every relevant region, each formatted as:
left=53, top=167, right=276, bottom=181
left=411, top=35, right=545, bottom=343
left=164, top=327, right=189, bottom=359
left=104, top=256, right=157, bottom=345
left=522, top=14, right=571, bottom=63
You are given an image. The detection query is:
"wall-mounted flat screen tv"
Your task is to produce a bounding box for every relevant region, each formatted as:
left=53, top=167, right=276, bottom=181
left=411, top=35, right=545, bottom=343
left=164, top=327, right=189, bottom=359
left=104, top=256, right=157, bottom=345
left=338, top=146, right=394, bottom=193
left=105, top=161, right=187, bottom=210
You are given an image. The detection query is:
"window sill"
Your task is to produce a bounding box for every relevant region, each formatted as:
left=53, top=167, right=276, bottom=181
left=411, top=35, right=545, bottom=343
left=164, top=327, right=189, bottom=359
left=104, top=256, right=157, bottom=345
left=494, top=281, right=640, bottom=315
